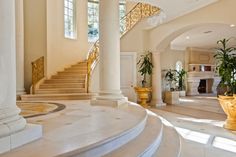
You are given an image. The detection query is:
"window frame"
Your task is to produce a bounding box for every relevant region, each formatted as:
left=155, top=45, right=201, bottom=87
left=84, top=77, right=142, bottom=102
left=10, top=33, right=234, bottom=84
left=87, top=0, right=126, bottom=43
left=64, top=0, right=77, bottom=39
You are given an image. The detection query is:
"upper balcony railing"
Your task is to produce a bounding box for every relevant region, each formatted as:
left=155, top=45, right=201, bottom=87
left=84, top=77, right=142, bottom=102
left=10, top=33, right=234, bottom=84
left=86, top=2, right=160, bottom=92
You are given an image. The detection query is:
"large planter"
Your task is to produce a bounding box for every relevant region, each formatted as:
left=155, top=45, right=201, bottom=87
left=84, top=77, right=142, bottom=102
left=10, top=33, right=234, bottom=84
left=164, top=91, right=180, bottom=105
left=218, top=94, right=236, bottom=130
left=134, top=87, right=152, bottom=108
left=179, top=90, right=186, bottom=97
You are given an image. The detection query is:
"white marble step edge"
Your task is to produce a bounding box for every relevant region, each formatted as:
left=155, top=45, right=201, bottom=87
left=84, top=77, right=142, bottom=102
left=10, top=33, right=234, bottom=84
left=104, top=110, right=163, bottom=157
left=153, top=119, right=181, bottom=157
left=60, top=109, right=148, bottom=157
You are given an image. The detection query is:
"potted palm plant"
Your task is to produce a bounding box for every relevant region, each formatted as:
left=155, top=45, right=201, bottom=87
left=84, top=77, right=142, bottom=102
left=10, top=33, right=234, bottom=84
left=134, top=52, right=153, bottom=108
left=176, top=69, right=187, bottom=96
left=215, top=38, right=236, bottom=130
left=165, top=69, right=177, bottom=91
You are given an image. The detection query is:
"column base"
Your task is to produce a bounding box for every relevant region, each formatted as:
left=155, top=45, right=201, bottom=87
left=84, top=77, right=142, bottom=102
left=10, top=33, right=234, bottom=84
left=0, top=124, right=42, bottom=154
left=151, top=99, right=166, bottom=107
left=16, top=88, right=26, bottom=95
left=16, top=88, right=26, bottom=100
left=91, top=98, right=128, bottom=108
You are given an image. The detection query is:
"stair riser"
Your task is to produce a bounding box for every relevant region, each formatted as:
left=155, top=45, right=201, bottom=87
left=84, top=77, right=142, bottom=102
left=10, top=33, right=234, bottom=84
left=71, top=64, right=87, bottom=68
left=58, top=71, right=87, bottom=75
left=62, top=70, right=88, bottom=73
left=21, top=96, right=91, bottom=101
left=65, top=67, right=88, bottom=70
left=51, top=76, right=86, bottom=79
left=44, top=80, right=85, bottom=83
left=40, top=85, right=85, bottom=89
left=35, top=90, right=86, bottom=94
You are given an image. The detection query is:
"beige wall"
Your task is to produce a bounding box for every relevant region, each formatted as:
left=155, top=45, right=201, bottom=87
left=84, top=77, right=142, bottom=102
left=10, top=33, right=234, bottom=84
left=126, top=1, right=137, bottom=13
left=46, top=0, right=88, bottom=77
left=24, top=0, right=47, bottom=93
left=161, top=46, right=185, bottom=70
left=23, top=0, right=89, bottom=92
left=187, top=48, right=215, bottom=64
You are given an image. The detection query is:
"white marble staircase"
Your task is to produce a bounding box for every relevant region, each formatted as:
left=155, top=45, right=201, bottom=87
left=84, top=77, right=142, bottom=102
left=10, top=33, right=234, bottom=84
left=21, top=61, right=93, bottom=101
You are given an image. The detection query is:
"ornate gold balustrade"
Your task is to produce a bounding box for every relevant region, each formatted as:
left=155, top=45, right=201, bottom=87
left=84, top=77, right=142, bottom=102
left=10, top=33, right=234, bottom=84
left=86, top=2, right=160, bottom=92
left=32, top=56, right=45, bottom=94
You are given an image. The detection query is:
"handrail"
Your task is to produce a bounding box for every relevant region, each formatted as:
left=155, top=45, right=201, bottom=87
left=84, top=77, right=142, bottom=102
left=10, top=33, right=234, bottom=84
left=86, top=2, right=160, bottom=92
left=31, top=56, right=45, bottom=94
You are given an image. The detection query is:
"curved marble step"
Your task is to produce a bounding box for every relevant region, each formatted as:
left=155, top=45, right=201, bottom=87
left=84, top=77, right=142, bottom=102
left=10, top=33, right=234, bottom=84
left=1, top=103, right=149, bottom=157
left=65, top=66, right=88, bottom=71
left=58, top=71, right=87, bottom=75
left=104, top=113, right=163, bottom=157
left=39, top=83, right=85, bottom=89
left=44, top=79, right=85, bottom=84
left=20, top=93, right=93, bottom=101
left=153, top=125, right=181, bottom=157
left=51, top=75, right=86, bottom=79
left=35, top=88, right=86, bottom=94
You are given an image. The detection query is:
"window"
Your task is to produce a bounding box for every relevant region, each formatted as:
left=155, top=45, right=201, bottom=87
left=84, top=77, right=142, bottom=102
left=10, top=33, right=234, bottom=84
left=64, top=0, right=76, bottom=39
left=88, top=1, right=99, bottom=42
left=88, top=0, right=126, bottom=42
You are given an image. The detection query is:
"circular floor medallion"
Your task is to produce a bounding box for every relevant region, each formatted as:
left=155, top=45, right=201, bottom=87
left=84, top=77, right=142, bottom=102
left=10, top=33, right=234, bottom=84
left=17, top=102, right=66, bottom=118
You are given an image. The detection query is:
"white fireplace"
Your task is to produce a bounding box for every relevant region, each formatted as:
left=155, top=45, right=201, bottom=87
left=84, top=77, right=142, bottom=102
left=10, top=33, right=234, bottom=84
left=187, top=64, right=221, bottom=96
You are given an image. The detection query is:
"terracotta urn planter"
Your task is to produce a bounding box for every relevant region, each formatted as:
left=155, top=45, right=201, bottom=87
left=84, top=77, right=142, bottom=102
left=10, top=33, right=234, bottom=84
left=134, top=87, right=152, bottom=108
left=218, top=94, right=236, bottom=130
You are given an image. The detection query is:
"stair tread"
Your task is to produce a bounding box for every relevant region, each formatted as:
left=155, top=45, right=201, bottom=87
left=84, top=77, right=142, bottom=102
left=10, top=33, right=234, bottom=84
left=21, top=93, right=93, bottom=96
left=20, top=93, right=93, bottom=101
left=153, top=125, right=181, bottom=157
left=37, top=88, right=85, bottom=90
left=105, top=114, right=163, bottom=157
left=42, top=82, right=84, bottom=85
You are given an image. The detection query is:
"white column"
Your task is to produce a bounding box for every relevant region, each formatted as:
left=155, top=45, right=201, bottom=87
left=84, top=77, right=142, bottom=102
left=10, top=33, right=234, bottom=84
left=0, top=0, right=42, bottom=153
left=151, top=52, right=166, bottom=107
left=97, top=0, right=124, bottom=101
left=16, top=0, right=25, bottom=95
left=0, top=0, right=26, bottom=135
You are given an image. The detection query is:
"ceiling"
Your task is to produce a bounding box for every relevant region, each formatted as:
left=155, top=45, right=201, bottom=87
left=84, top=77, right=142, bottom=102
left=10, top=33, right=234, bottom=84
left=171, top=24, right=236, bottom=50
left=129, top=0, right=218, bottom=24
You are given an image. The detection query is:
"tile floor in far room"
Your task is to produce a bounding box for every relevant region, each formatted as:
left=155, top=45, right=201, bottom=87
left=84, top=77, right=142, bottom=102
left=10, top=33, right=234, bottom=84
left=150, top=95, right=236, bottom=157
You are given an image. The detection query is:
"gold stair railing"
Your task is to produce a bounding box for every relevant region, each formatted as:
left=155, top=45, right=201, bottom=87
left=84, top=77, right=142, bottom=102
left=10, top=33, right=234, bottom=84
left=31, top=56, right=45, bottom=94
left=86, top=2, right=160, bottom=92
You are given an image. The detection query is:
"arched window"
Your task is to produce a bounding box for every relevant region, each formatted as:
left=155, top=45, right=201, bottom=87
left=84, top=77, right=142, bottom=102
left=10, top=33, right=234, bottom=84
left=64, top=0, right=77, bottom=39
left=176, top=61, right=183, bottom=72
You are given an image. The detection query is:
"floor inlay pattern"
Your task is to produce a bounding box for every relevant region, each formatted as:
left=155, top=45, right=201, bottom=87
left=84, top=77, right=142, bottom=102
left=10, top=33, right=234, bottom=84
left=17, top=102, right=66, bottom=118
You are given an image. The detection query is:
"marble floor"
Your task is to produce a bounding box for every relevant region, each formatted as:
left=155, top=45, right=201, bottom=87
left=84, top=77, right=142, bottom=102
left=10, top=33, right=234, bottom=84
left=178, top=95, right=224, bottom=114
left=150, top=109, right=236, bottom=157
left=151, top=95, right=235, bottom=157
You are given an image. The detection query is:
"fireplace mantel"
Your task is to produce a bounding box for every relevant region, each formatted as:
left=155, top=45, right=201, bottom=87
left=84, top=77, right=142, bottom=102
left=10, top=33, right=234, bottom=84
left=187, top=76, right=221, bottom=95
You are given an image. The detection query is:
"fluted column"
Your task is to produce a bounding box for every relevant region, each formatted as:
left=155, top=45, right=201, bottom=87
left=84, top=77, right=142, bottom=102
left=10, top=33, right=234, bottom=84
left=16, top=0, right=25, bottom=95
left=151, top=52, right=166, bottom=107
left=0, top=0, right=26, bottom=134
left=97, top=0, right=124, bottom=100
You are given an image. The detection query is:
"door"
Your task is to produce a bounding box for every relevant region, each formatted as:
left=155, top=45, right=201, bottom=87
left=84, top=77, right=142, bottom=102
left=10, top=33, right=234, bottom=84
left=120, top=52, right=137, bottom=102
